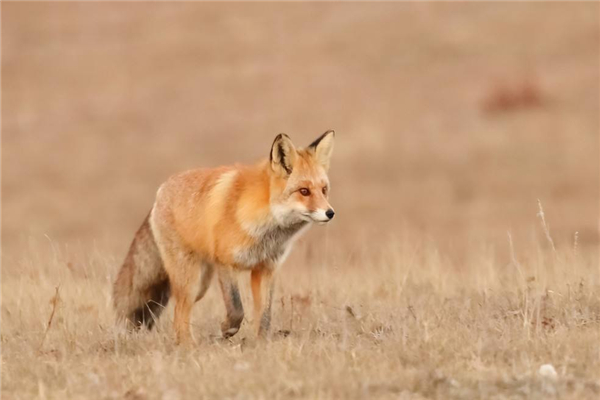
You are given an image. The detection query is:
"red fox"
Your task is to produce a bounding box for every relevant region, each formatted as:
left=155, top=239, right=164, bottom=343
left=113, top=131, right=335, bottom=344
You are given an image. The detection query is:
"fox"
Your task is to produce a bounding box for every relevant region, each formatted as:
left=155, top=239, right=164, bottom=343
left=113, top=130, right=335, bottom=344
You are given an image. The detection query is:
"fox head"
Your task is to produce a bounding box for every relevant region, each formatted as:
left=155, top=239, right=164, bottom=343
left=269, top=130, right=335, bottom=226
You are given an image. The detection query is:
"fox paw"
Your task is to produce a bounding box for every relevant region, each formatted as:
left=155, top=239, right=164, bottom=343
left=222, top=326, right=240, bottom=338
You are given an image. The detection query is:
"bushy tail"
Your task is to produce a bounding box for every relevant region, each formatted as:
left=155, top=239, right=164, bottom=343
left=113, top=212, right=170, bottom=330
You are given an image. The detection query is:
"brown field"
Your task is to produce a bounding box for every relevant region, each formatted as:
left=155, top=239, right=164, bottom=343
left=2, top=3, right=599, bottom=399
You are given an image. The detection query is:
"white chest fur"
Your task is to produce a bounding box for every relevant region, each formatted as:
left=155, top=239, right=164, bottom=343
left=234, top=221, right=310, bottom=268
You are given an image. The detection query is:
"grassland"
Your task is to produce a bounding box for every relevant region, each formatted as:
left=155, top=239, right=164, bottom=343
left=2, top=232, right=599, bottom=399
left=2, top=2, right=599, bottom=399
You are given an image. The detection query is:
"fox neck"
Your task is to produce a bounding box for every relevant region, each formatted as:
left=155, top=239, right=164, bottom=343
left=230, top=162, right=309, bottom=267
left=244, top=160, right=309, bottom=234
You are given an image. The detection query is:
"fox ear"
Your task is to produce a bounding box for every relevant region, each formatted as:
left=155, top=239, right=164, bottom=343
left=270, top=133, right=297, bottom=176
left=308, top=130, right=335, bottom=170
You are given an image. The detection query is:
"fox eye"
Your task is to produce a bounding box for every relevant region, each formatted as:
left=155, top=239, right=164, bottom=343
left=322, top=186, right=328, bottom=195
left=299, top=188, right=311, bottom=196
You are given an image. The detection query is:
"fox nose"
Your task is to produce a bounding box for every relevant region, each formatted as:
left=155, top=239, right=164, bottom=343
left=325, top=209, right=335, bottom=220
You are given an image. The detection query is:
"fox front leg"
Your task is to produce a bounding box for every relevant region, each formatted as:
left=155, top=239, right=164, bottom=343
left=250, top=267, right=275, bottom=337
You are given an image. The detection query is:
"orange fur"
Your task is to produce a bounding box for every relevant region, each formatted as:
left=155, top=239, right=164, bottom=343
left=112, top=131, right=335, bottom=343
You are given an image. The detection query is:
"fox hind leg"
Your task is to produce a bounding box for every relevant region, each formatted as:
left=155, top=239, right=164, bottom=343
left=195, top=263, right=214, bottom=303
left=218, top=266, right=244, bottom=338
left=171, top=284, right=195, bottom=344
left=161, top=252, right=202, bottom=345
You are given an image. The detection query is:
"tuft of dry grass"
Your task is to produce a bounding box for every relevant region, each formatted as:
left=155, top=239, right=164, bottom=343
left=2, top=233, right=599, bottom=399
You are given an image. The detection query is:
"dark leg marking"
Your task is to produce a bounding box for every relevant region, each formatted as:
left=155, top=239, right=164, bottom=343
left=259, top=285, right=274, bottom=334
left=222, top=285, right=244, bottom=338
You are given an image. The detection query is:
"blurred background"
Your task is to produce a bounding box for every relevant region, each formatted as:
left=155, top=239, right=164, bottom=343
left=2, top=2, right=599, bottom=267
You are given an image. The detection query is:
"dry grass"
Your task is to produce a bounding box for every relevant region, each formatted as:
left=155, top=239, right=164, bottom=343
left=2, top=233, right=599, bottom=399
left=2, top=2, right=599, bottom=399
